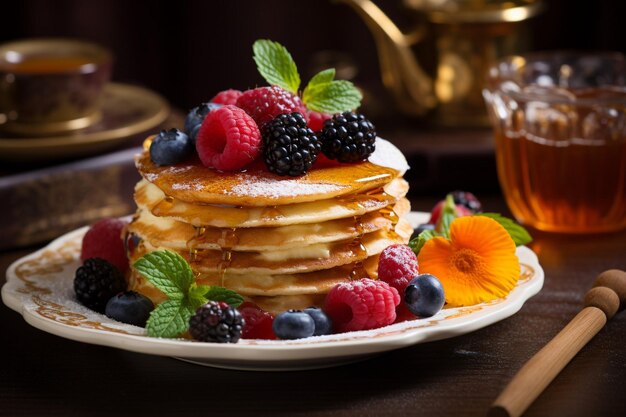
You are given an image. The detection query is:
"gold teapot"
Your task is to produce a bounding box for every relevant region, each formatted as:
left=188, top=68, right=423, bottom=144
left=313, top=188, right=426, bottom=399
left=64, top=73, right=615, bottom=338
left=339, top=0, right=543, bottom=126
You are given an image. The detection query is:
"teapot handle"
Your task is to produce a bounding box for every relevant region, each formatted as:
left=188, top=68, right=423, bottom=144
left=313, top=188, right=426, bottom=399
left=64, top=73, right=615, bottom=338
left=337, top=0, right=436, bottom=114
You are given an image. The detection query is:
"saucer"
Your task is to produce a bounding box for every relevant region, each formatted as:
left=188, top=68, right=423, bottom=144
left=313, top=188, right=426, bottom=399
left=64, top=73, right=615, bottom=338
left=0, top=83, right=169, bottom=161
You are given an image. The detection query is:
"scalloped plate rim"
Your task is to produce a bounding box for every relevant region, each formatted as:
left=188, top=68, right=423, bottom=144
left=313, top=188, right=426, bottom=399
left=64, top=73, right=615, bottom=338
left=2, top=212, right=544, bottom=369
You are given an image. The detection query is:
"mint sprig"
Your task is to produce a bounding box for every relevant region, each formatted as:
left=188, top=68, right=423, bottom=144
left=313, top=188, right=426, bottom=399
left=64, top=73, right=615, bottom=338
left=145, top=299, right=195, bottom=339
left=133, top=250, right=245, bottom=338
left=303, top=77, right=362, bottom=113
left=134, top=250, right=193, bottom=300
left=253, top=39, right=362, bottom=113
left=204, top=286, right=244, bottom=308
left=253, top=39, right=300, bottom=95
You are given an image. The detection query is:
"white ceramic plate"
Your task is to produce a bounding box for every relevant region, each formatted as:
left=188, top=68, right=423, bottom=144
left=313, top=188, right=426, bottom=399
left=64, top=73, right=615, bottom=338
left=2, top=212, right=543, bottom=371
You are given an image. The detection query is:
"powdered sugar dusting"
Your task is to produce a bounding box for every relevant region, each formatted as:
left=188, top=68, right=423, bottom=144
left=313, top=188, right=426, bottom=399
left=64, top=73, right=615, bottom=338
left=171, top=180, right=203, bottom=191
left=228, top=177, right=345, bottom=198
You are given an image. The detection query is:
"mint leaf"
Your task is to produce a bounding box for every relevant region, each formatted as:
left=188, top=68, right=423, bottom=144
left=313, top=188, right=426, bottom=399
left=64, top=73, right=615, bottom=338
left=253, top=39, right=300, bottom=94
left=303, top=79, right=362, bottom=114
left=205, top=286, right=244, bottom=308
left=477, top=213, right=533, bottom=246
left=309, top=68, right=336, bottom=86
left=188, top=283, right=210, bottom=310
left=436, top=194, right=458, bottom=239
left=146, top=299, right=194, bottom=338
left=133, top=250, right=194, bottom=300
left=302, top=68, right=335, bottom=103
left=409, top=229, right=438, bottom=256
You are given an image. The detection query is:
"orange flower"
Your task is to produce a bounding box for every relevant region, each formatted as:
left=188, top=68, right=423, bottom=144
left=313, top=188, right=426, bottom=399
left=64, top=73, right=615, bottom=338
left=418, top=216, right=520, bottom=306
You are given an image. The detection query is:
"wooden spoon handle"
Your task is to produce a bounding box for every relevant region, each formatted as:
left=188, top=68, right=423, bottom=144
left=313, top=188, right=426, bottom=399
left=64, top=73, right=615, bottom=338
left=489, top=270, right=626, bottom=417
left=489, top=306, right=606, bottom=417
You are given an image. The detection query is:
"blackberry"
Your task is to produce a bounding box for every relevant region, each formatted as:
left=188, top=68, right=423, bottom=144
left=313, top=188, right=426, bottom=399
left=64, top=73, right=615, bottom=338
left=319, top=112, right=376, bottom=163
left=74, top=258, right=126, bottom=313
left=189, top=301, right=244, bottom=343
left=262, top=112, right=321, bottom=176
left=451, top=190, right=482, bottom=213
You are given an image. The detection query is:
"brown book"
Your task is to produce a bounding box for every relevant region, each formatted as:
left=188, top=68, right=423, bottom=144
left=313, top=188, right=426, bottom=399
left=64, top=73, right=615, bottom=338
left=0, top=147, right=141, bottom=250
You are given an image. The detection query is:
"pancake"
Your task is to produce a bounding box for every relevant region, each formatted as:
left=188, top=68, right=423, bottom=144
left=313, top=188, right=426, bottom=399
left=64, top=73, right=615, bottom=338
left=129, top=218, right=412, bottom=276
left=128, top=252, right=382, bottom=305
left=135, top=177, right=409, bottom=228
left=129, top=198, right=411, bottom=251
left=126, top=137, right=412, bottom=314
left=136, top=137, right=409, bottom=206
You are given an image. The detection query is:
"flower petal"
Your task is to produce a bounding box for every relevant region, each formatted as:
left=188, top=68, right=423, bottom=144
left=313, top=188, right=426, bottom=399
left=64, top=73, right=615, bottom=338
left=418, top=216, right=520, bottom=306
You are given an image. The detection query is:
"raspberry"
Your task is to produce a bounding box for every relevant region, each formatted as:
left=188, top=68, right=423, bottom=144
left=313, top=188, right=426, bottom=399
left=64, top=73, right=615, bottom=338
left=429, top=200, right=473, bottom=224
left=74, top=258, right=126, bottom=313
left=210, top=89, right=242, bottom=105
left=377, top=244, right=419, bottom=294
left=81, top=218, right=129, bottom=273
left=195, top=105, right=261, bottom=171
left=236, top=86, right=307, bottom=128
left=307, top=110, right=332, bottom=132
left=189, top=301, right=244, bottom=343
left=239, top=302, right=276, bottom=340
left=324, top=278, right=400, bottom=333
left=319, top=112, right=376, bottom=162
left=262, top=112, right=321, bottom=176
left=395, top=303, right=417, bottom=323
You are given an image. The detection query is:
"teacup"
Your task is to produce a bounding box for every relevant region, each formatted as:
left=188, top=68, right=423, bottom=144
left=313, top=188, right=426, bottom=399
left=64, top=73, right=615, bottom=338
left=0, top=38, right=112, bottom=136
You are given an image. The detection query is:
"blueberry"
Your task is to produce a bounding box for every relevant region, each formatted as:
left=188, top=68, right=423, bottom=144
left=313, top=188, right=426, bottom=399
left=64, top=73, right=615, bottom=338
left=149, top=128, right=193, bottom=165
left=404, top=274, right=445, bottom=318
left=184, top=102, right=222, bottom=142
left=303, top=307, right=333, bottom=336
left=272, top=310, right=315, bottom=340
left=105, top=291, right=154, bottom=327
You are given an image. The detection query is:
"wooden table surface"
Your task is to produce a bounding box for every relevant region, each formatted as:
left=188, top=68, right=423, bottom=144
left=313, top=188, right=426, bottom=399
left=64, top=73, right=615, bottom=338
left=1, top=193, right=625, bottom=417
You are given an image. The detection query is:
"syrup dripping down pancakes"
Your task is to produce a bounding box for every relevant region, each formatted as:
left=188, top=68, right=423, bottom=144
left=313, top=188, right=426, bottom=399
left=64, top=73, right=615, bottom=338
left=127, top=138, right=411, bottom=314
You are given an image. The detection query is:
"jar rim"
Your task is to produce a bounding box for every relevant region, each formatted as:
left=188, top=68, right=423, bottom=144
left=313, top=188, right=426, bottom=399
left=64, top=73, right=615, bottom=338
left=485, top=51, right=626, bottom=106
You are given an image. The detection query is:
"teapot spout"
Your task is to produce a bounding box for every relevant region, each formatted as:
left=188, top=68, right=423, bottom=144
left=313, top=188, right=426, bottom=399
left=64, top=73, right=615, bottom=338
left=338, top=0, right=436, bottom=115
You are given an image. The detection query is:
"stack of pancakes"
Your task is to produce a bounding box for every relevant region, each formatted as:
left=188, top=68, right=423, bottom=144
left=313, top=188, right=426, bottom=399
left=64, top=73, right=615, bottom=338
left=127, top=138, right=411, bottom=314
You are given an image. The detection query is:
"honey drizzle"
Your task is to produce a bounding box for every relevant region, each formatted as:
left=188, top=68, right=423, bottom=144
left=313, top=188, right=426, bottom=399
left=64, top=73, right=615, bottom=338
left=186, top=226, right=207, bottom=263
left=152, top=194, right=175, bottom=218
left=185, top=225, right=238, bottom=286
left=349, top=215, right=369, bottom=280
left=380, top=204, right=401, bottom=240
left=261, top=205, right=283, bottom=221
left=216, top=227, right=238, bottom=287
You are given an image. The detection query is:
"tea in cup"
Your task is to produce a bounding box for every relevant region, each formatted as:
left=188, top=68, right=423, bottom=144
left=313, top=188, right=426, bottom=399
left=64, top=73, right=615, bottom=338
left=0, top=38, right=112, bottom=135
left=483, top=52, right=626, bottom=233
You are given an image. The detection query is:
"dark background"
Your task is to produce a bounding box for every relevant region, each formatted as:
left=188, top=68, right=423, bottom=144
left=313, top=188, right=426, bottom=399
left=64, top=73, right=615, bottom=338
left=1, top=0, right=625, bottom=196
left=1, top=0, right=624, bottom=114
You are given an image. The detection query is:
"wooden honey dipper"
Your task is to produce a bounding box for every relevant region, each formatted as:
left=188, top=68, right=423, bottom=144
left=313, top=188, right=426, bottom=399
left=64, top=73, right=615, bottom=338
left=489, top=269, right=626, bottom=417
